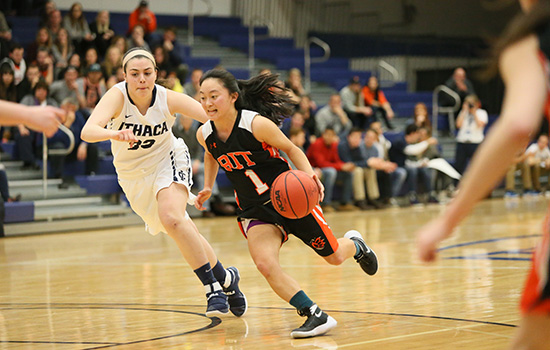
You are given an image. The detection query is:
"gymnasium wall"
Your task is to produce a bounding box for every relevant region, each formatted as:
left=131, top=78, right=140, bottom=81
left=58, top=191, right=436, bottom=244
left=234, top=0, right=521, bottom=45
left=53, top=0, right=232, bottom=16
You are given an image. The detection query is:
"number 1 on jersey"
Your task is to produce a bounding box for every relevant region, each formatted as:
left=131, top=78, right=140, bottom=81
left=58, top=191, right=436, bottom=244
left=245, top=169, right=269, bottom=195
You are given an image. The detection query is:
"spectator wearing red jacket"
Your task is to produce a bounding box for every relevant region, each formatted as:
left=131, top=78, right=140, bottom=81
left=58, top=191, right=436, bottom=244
left=128, top=0, right=157, bottom=43
left=306, top=127, right=357, bottom=212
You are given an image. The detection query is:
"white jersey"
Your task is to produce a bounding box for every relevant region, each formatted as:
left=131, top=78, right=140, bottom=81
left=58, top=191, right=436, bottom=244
left=109, top=82, right=178, bottom=179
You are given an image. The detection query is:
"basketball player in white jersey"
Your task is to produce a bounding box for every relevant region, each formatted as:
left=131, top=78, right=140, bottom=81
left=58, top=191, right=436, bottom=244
left=81, top=47, right=247, bottom=318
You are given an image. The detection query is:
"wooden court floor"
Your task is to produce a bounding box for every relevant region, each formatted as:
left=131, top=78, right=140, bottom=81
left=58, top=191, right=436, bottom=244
left=0, top=196, right=546, bottom=349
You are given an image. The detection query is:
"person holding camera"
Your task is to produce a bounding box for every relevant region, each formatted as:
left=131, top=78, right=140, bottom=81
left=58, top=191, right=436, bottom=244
left=454, top=94, right=488, bottom=176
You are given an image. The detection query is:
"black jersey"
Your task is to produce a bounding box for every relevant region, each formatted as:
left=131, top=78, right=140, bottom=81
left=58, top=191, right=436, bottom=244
left=202, top=109, right=291, bottom=209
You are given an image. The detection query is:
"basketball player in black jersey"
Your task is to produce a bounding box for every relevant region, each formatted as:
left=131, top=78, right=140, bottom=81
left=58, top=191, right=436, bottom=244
left=195, top=69, right=379, bottom=338
left=417, top=1, right=550, bottom=348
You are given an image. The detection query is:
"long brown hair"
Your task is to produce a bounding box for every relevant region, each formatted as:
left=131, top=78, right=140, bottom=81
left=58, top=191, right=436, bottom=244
left=487, top=0, right=550, bottom=77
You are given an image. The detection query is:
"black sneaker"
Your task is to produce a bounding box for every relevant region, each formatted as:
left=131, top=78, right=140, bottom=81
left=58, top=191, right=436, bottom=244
left=223, top=266, right=248, bottom=317
left=291, top=304, right=337, bottom=338
left=344, top=230, right=378, bottom=275
left=205, top=282, right=229, bottom=317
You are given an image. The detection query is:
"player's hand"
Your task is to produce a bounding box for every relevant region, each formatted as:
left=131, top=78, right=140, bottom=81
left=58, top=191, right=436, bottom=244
left=26, top=106, right=66, bottom=138
left=311, top=173, right=324, bottom=203
left=195, top=188, right=212, bottom=211
left=416, top=217, right=454, bottom=263
left=112, top=129, right=138, bottom=147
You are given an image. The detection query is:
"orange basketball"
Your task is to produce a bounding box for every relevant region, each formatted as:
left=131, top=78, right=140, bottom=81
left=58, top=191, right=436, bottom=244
left=270, top=170, right=319, bottom=219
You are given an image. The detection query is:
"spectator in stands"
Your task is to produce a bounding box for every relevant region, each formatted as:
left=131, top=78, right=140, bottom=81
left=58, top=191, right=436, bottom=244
left=0, top=62, right=17, bottom=103
left=110, top=35, right=128, bottom=59
left=370, top=122, right=394, bottom=204
left=504, top=149, right=532, bottom=197
left=106, top=66, right=123, bottom=90
left=412, top=102, right=432, bottom=130
left=49, top=65, right=85, bottom=108
left=153, top=45, right=174, bottom=80
left=524, top=134, right=550, bottom=194
left=63, top=2, right=94, bottom=57
left=307, top=127, right=357, bottom=212
left=128, top=0, right=157, bottom=43
left=285, top=68, right=310, bottom=106
left=362, top=76, right=395, bottom=130
left=340, top=77, right=373, bottom=130
left=26, top=27, right=52, bottom=64
left=370, top=121, right=391, bottom=160
left=17, top=80, right=59, bottom=170
left=48, top=97, right=98, bottom=188
left=184, top=68, right=203, bottom=101
left=34, top=47, right=54, bottom=85
left=89, top=10, right=115, bottom=58
left=155, top=26, right=188, bottom=83
left=315, top=93, right=352, bottom=139
left=51, top=27, right=74, bottom=80
left=1, top=43, right=25, bottom=87
left=16, top=63, right=40, bottom=101
left=127, top=25, right=150, bottom=52
left=172, top=114, right=235, bottom=217
left=363, top=128, right=397, bottom=207
left=67, top=52, right=83, bottom=77
left=39, top=0, right=57, bottom=27
left=46, top=9, right=63, bottom=41
left=297, top=94, right=317, bottom=139
left=442, top=67, right=475, bottom=108
left=454, top=94, right=488, bottom=176
left=77, top=63, right=105, bottom=113
left=101, top=45, right=122, bottom=81
left=338, top=128, right=390, bottom=210
left=388, top=124, right=438, bottom=205
left=83, top=46, right=99, bottom=73
left=288, top=127, right=307, bottom=152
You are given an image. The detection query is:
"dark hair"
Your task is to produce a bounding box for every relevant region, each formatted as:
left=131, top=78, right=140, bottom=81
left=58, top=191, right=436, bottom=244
left=486, top=1, right=550, bottom=78
left=200, top=69, right=294, bottom=125
left=33, top=80, right=50, bottom=94
left=9, top=43, right=23, bottom=52
left=349, top=127, right=363, bottom=134
left=405, top=123, right=419, bottom=136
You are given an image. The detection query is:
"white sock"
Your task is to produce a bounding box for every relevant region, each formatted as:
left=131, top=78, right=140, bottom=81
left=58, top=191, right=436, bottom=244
left=204, top=281, right=222, bottom=295
left=223, top=269, right=232, bottom=289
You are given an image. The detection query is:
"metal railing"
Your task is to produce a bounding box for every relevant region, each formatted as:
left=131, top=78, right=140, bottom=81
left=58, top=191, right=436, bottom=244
left=377, top=60, right=399, bottom=88
left=187, top=0, right=213, bottom=47
left=432, top=85, right=461, bottom=136
left=248, top=16, right=273, bottom=74
left=41, top=124, right=75, bottom=198
left=304, top=37, right=330, bottom=93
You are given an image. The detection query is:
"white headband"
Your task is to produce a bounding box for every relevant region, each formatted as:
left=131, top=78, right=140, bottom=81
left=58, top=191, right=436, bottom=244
left=122, top=48, right=156, bottom=69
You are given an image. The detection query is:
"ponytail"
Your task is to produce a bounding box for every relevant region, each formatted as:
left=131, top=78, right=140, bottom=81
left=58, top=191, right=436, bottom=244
left=201, top=69, right=294, bottom=125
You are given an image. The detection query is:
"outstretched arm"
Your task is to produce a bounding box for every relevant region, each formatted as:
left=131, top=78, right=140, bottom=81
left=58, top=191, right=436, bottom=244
left=416, top=35, right=546, bottom=262
left=166, top=89, right=208, bottom=124
left=81, top=87, right=138, bottom=145
left=0, top=100, right=65, bottom=138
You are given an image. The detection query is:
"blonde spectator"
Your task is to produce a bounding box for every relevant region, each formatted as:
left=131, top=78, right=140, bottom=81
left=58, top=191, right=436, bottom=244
left=51, top=27, right=74, bottom=79
left=63, top=2, right=94, bottom=56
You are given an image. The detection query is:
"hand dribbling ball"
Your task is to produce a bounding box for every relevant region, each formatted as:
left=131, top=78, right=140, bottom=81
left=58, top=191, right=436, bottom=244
left=270, top=170, right=319, bottom=219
